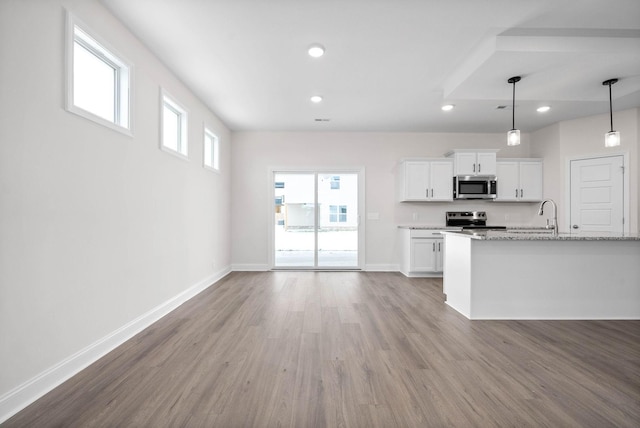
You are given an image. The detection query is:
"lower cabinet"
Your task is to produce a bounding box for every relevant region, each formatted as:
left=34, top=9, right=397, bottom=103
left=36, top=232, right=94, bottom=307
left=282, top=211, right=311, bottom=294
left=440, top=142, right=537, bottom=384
left=399, top=229, right=445, bottom=277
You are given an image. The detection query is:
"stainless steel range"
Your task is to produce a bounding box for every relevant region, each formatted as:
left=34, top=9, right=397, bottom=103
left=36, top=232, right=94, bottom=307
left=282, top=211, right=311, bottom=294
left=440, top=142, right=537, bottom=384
left=445, top=211, right=506, bottom=230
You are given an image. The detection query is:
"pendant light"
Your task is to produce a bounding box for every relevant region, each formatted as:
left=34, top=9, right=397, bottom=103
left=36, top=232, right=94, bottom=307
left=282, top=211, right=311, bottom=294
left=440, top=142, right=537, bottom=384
left=603, top=78, right=620, bottom=147
left=507, top=76, right=521, bottom=146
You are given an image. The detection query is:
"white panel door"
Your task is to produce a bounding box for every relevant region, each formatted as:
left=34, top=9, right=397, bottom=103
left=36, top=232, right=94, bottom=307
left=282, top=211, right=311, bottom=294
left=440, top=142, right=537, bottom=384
left=496, top=161, right=519, bottom=201
left=411, top=238, right=437, bottom=271
left=429, top=161, right=454, bottom=201
left=454, top=152, right=478, bottom=175
left=405, top=161, right=430, bottom=200
left=476, top=152, right=497, bottom=175
left=519, top=161, right=543, bottom=201
left=570, top=155, right=624, bottom=233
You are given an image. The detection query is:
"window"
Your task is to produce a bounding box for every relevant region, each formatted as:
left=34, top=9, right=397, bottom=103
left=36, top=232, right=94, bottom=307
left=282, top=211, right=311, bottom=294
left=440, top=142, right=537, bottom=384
left=66, top=14, right=131, bottom=134
left=330, top=176, right=341, bottom=190
left=329, top=205, right=347, bottom=223
left=161, top=91, right=188, bottom=158
left=203, top=128, right=219, bottom=171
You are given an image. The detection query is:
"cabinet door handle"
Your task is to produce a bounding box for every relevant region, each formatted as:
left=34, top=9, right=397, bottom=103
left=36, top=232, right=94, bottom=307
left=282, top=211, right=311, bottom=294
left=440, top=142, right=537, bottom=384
left=433, top=242, right=436, bottom=251
left=478, top=163, right=481, bottom=173
left=426, top=189, right=428, bottom=198
left=515, top=189, right=518, bottom=198
left=520, top=189, right=523, bottom=197
left=438, top=242, right=441, bottom=251
left=430, top=188, right=433, bottom=197
left=473, top=164, right=476, bottom=173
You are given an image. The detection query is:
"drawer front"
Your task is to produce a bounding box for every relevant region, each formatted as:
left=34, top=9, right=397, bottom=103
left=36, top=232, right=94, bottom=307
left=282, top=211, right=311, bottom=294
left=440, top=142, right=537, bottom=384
left=410, top=229, right=453, bottom=238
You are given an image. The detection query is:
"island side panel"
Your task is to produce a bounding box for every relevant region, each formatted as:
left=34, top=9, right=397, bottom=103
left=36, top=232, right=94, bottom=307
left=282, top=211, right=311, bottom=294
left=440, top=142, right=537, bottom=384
left=470, top=240, right=640, bottom=320
left=443, top=233, right=473, bottom=318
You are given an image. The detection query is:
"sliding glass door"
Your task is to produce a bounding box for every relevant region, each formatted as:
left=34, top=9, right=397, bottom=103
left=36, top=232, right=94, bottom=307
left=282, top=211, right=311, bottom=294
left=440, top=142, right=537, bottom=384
left=273, top=170, right=362, bottom=269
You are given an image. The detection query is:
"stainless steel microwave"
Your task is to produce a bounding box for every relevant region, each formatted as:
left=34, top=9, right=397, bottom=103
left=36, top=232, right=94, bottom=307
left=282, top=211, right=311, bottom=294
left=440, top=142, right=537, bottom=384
left=453, top=176, right=497, bottom=199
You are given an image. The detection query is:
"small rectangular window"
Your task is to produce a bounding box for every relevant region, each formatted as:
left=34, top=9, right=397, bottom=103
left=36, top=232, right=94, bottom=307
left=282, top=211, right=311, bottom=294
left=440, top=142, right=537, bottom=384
left=66, top=13, right=131, bottom=134
left=330, top=176, right=341, bottom=190
left=161, top=91, right=188, bottom=158
left=204, top=128, right=219, bottom=171
left=329, top=205, right=348, bottom=223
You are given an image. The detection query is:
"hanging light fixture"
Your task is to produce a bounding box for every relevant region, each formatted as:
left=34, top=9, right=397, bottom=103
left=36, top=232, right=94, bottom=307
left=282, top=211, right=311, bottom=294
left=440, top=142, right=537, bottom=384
left=507, top=76, right=521, bottom=146
left=603, top=78, right=620, bottom=147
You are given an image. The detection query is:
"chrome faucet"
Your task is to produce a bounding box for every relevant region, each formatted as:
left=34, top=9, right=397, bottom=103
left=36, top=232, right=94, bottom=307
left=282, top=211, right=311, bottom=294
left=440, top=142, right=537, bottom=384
left=538, top=199, right=558, bottom=235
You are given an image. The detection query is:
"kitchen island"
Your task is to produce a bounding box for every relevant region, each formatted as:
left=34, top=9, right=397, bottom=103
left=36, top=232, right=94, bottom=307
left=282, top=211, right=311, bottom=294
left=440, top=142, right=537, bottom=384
left=442, top=230, right=640, bottom=320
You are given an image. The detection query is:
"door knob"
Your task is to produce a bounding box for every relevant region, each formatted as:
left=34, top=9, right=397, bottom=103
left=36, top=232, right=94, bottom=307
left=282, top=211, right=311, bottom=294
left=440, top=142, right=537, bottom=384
left=572, top=225, right=579, bottom=229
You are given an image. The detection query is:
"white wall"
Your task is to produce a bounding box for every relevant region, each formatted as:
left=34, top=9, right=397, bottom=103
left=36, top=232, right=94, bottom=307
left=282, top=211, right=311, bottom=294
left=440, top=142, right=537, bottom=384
left=532, top=108, right=639, bottom=233
left=0, top=0, right=231, bottom=416
left=231, top=131, right=543, bottom=270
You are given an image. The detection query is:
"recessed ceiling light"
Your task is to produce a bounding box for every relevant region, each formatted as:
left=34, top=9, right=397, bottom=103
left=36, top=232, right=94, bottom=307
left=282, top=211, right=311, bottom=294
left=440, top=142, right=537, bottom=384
left=441, top=104, right=455, bottom=111
left=308, top=44, right=325, bottom=58
left=537, top=106, right=551, bottom=113
left=310, top=95, right=323, bottom=103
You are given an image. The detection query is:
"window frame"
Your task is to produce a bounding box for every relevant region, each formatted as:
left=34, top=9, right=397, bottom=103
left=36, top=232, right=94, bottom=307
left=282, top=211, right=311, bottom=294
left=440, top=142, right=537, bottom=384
left=65, top=12, right=133, bottom=136
left=160, top=89, right=189, bottom=160
left=203, top=126, right=220, bottom=172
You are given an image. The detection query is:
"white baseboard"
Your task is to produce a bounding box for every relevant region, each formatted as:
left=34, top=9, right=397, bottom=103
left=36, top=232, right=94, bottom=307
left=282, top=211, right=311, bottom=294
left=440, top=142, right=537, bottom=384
left=365, top=263, right=399, bottom=272
left=231, top=264, right=400, bottom=272
left=231, top=263, right=269, bottom=271
left=0, top=266, right=232, bottom=424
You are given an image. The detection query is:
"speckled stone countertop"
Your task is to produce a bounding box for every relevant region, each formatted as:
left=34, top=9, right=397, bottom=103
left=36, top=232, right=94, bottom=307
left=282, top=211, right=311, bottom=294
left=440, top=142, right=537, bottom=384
left=441, top=230, right=640, bottom=241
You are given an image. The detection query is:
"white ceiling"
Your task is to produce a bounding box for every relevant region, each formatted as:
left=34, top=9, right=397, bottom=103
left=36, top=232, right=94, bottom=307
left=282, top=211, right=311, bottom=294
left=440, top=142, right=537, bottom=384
left=101, top=0, right=640, bottom=133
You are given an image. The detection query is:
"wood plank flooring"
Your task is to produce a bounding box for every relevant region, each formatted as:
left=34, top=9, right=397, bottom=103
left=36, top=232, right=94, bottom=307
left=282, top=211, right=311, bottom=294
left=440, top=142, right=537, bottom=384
left=4, top=271, right=640, bottom=427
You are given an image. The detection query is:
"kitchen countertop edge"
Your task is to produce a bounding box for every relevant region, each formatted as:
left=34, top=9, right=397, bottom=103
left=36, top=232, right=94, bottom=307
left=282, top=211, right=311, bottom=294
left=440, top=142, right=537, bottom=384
left=441, top=230, right=640, bottom=241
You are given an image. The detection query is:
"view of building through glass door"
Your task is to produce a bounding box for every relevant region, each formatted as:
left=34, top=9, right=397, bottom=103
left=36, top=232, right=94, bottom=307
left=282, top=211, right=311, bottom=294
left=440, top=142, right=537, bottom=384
left=273, top=171, right=360, bottom=268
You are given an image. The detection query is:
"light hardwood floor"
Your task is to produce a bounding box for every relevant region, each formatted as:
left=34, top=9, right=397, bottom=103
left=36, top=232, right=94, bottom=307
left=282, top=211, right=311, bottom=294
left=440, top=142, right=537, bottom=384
left=4, top=272, right=640, bottom=427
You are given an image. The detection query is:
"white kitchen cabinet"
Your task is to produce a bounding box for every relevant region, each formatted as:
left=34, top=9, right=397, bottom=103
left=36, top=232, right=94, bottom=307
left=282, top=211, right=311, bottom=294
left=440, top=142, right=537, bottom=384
left=446, top=150, right=498, bottom=176
left=398, top=159, right=453, bottom=201
left=412, top=238, right=443, bottom=272
left=495, top=159, right=543, bottom=202
left=399, top=229, right=446, bottom=277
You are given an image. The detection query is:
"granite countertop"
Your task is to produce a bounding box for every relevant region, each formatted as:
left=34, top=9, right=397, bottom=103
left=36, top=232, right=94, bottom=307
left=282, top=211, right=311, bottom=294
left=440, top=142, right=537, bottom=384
left=441, top=229, right=640, bottom=241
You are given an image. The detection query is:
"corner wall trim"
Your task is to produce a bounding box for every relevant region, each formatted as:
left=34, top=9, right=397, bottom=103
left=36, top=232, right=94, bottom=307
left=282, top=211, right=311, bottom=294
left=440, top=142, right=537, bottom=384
left=0, top=266, right=232, bottom=424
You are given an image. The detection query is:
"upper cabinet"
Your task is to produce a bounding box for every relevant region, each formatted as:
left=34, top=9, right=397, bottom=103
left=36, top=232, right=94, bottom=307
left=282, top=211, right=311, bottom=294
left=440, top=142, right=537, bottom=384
left=495, top=159, right=543, bottom=202
left=398, top=159, right=454, bottom=202
left=445, top=149, right=498, bottom=176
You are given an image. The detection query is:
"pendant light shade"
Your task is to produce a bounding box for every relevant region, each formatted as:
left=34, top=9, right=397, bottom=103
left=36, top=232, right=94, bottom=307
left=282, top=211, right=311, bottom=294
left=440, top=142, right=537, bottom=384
left=507, top=76, right=521, bottom=146
left=603, top=78, right=620, bottom=147
left=507, top=129, right=520, bottom=146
